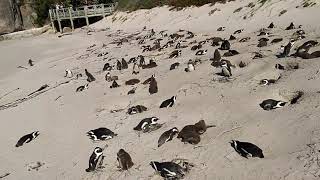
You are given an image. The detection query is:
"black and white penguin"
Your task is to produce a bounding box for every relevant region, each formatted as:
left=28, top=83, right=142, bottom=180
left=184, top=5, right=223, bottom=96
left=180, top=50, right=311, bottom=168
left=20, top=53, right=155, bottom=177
left=116, top=60, right=122, bottom=71
left=76, top=84, right=89, bottom=92
left=138, top=55, right=145, bottom=66
left=87, top=127, right=117, bottom=141
left=275, top=63, right=285, bottom=70
left=230, top=140, right=264, bottom=158
left=103, top=63, right=112, bottom=71
left=257, top=31, right=269, bottom=36
left=28, top=59, right=34, bottom=66
left=220, top=40, right=230, bottom=50
left=169, top=50, right=182, bottom=58
left=259, top=79, right=277, bottom=86
left=133, top=117, right=159, bottom=131
left=158, top=127, right=179, bottom=147
left=239, top=37, right=251, bottom=42
left=191, top=44, right=202, bottom=51
left=85, top=69, right=96, bottom=82
left=277, top=40, right=295, bottom=58
left=110, top=80, right=120, bottom=88
left=15, top=131, right=40, bottom=147
left=217, top=27, right=225, bottom=31
left=76, top=73, right=82, bottom=79
left=285, top=22, right=295, bottom=30
left=185, top=60, right=195, bottom=72
left=149, top=75, right=158, bottom=95
left=160, top=96, right=177, bottom=108
left=150, top=161, right=186, bottom=179
left=223, top=50, right=240, bottom=57
left=127, top=87, right=137, bottom=95
left=117, top=149, right=134, bottom=171
left=175, top=41, right=181, bottom=49
left=86, top=147, right=104, bottom=172
left=221, top=61, right=232, bottom=77
left=229, top=35, right=236, bottom=41
left=121, top=58, right=128, bottom=69
left=268, top=22, right=275, bottom=28
left=127, top=105, right=148, bottom=115
left=195, top=50, right=207, bottom=56
left=65, top=69, right=73, bottom=78
left=259, top=99, right=286, bottom=110
left=233, top=29, right=243, bottom=34
left=132, top=61, right=140, bottom=75
left=170, top=62, right=180, bottom=70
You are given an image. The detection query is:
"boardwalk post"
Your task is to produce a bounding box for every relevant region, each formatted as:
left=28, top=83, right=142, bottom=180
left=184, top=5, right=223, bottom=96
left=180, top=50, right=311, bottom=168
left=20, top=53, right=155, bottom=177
left=84, top=6, right=89, bottom=27
left=56, top=9, right=62, bottom=33
left=68, top=7, right=74, bottom=31
left=49, top=9, right=56, bottom=32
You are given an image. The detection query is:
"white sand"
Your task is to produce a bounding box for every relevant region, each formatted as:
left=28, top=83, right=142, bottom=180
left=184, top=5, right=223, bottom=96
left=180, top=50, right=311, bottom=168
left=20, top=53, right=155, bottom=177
left=1, top=0, right=320, bottom=179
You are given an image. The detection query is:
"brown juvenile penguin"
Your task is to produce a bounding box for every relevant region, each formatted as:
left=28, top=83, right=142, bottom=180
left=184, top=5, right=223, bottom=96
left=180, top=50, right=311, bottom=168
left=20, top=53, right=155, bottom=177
left=117, top=149, right=134, bottom=171
left=85, top=69, right=96, bottom=82
left=121, top=58, right=128, bottom=69
left=149, top=75, right=158, bottom=94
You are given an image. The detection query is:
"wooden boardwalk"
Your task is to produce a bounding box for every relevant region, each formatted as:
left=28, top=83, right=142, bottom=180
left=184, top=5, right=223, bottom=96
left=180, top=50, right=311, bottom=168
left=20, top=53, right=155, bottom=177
left=49, top=3, right=117, bottom=33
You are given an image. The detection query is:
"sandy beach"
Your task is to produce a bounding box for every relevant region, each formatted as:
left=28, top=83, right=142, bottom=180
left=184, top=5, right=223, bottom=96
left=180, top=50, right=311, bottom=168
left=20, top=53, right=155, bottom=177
left=1, top=0, right=320, bottom=179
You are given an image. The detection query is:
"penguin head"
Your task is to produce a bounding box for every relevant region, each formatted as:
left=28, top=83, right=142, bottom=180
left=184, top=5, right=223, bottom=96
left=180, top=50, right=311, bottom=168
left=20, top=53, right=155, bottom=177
left=203, top=50, right=208, bottom=54
left=229, top=140, right=237, bottom=148
left=260, top=79, right=269, bottom=85
left=94, top=147, right=103, bottom=154
left=172, top=127, right=179, bottom=133
left=33, top=131, right=40, bottom=138
left=275, top=101, right=286, bottom=108
left=150, top=161, right=160, bottom=171
left=151, top=117, right=159, bottom=124
left=84, top=84, right=89, bottom=89
left=172, top=96, right=177, bottom=102
left=221, top=61, right=228, bottom=67
left=85, top=69, right=88, bottom=73
left=118, top=149, right=126, bottom=156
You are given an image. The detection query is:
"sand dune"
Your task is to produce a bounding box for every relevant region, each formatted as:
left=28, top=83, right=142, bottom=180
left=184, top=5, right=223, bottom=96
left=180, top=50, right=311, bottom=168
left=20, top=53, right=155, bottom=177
left=1, top=0, right=320, bottom=179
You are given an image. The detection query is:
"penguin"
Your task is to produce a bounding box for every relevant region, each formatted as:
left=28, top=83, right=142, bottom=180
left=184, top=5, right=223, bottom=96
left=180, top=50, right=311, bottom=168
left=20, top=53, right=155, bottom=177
left=220, top=40, right=230, bottom=50
left=253, top=52, right=264, bottom=59
left=132, top=61, right=140, bottom=75
left=229, top=35, right=236, bottom=41
left=15, top=131, right=40, bottom=147
left=294, top=40, right=318, bottom=56
left=195, top=50, right=208, bottom=55
left=133, top=117, right=159, bottom=131
left=185, top=60, right=195, bottom=72
left=138, top=55, right=145, bottom=66
left=239, top=61, right=246, bottom=68
left=271, top=38, right=283, bottom=44
left=127, top=105, right=148, bottom=115
left=76, top=84, right=89, bottom=92
left=125, top=79, right=140, bottom=86
left=110, top=80, right=120, bottom=88
left=223, top=50, right=240, bottom=57
left=65, top=69, right=73, bottom=78
left=76, top=73, right=83, bottom=79
left=221, top=61, right=232, bottom=77
left=150, top=161, right=186, bottom=179
left=160, top=96, right=177, bottom=108
left=170, top=62, right=180, bottom=70
left=176, top=41, right=181, bottom=49
left=158, top=127, right=179, bottom=147
left=169, top=50, right=182, bottom=58
left=239, top=37, right=251, bottom=42
left=285, top=22, right=295, bottom=30
left=277, top=40, right=295, bottom=58
left=257, top=31, right=269, bottom=36
left=105, top=72, right=118, bottom=82
left=186, top=31, right=194, bottom=39
left=28, top=59, right=34, bottom=66
left=268, top=22, right=275, bottom=28
left=275, top=64, right=285, bottom=70
left=233, top=29, right=243, bottom=34
left=177, top=120, right=214, bottom=145
left=191, top=44, right=202, bottom=51
left=230, top=140, right=264, bottom=158
left=149, top=75, right=158, bottom=95
left=121, top=58, right=128, bottom=69
left=86, top=147, right=104, bottom=172
left=85, top=69, right=95, bottom=82
left=117, top=149, right=134, bottom=171
left=127, top=87, right=137, bottom=95
left=211, top=37, right=223, bottom=46
left=217, top=27, right=225, bottom=31
left=103, top=63, right=112, bottom=71
left=116, top=60, right=122, bottom=71
left=141, top=59, right=157, bottom=69
left=212, top=49, right=221, bottom=62
left=259, top=79, right=277, bottom=85
left=87, top=127, right=117, bottom=141
left=259, top=99, right=286, bottom=111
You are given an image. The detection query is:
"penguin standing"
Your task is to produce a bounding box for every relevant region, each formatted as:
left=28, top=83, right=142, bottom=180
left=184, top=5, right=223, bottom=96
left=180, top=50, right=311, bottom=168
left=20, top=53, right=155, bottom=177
left=15, top=131, right=40, bottom=147
left=229, top=35, right=236, bottom=40
left=85, top=69, right=96, bottom=82
left=133, top=117, right=159, bottom=132
left=132, top=61, right=140, bottom=75
left=121, top=58, right=128, bottom=69
left=116, top=60, right=122, bottom=71
left=110, top=80, right=120, bottom=88
left=259, top=99, right=286, bottom=110
left=160, top=96, right=177, bottom=108
left=117, top=149, right=134, bottom=171
left=87, top=127, right=117, bottom=141
left=150, top=161, right=186, bottom=179
left=230, top=140, right=264, bottom=158
left=28, top=59, right=34, bottom=66
left=185, top=60, right=195, bottom=72
left=149, top=75, right=158, bottom=94
left=220, top=40, right=231, bottom=50
left=268, top=22, right=275, bottom=28
left=277, top=40, right=295, bottom=58
left=221, top=61, right=232, bottom=77
left=158, top=127, right=179, bottom=147
left=65, top=69, right=73, bottom=78
left=212, top=49, right=221, bottom=62
left=285, top=22, right=295, bottom=30
left=103, top=63, right=112, bottom=71
left=86, top=147, right=104, bottom=172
